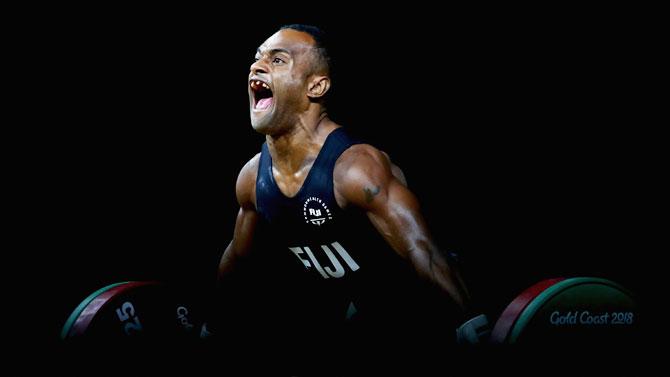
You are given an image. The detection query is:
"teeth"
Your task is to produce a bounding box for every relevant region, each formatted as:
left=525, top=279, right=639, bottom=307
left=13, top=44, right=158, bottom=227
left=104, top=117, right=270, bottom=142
left=250, top=80, right=270, bottom=90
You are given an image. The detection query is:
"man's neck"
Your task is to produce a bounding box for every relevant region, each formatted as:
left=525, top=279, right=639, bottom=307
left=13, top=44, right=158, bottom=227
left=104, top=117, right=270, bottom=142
left=266, top=109, right=336, bottom=176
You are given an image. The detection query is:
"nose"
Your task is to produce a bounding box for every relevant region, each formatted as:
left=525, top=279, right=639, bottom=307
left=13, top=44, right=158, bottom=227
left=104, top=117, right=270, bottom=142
left=250, top=58, right=269, bottom=76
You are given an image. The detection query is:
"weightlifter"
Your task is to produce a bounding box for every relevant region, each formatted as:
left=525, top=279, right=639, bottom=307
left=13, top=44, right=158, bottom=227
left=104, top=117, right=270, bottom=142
left=210, top=24, right=489, bottom=372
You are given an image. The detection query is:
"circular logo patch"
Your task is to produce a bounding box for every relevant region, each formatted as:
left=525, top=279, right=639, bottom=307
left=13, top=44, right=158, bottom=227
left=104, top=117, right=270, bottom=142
left=303, top=197, right=332, bottom=226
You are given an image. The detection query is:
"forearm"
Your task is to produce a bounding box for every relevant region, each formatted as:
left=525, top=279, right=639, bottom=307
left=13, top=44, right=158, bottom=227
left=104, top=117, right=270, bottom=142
left=216, top=242, right=250, bottom=296
left=210, top=242, right=246, bottom=332
left=217, top=206, right=258, bottom=287
left=407, top=242, right=470, bottom=313
left=217, top=244, right=236, bottom=285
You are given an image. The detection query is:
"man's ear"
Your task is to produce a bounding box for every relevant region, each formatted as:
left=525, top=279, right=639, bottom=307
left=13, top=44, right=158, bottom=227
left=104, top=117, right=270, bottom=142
left=307, top=76, right=331, bottom=99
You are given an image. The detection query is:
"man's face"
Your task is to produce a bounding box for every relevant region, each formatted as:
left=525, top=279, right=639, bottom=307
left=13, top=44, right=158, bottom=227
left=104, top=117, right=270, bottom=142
left=248, top=29, right=318, bottom=134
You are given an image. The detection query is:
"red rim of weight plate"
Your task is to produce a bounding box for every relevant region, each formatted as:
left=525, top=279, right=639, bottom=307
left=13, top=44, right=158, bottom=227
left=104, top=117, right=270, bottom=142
left=64, top=281, right=160, bottom=338
left=489, top=277, right=565, bottom=344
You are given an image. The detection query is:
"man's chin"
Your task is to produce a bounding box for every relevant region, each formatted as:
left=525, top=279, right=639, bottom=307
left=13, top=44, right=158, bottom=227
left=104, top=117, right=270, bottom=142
left=250, top=119, right=273, bottom=135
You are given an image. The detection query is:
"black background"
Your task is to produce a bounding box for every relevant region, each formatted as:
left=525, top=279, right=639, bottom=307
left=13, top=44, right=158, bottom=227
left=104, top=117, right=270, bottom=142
left=8, top=4, right=656, bottom=374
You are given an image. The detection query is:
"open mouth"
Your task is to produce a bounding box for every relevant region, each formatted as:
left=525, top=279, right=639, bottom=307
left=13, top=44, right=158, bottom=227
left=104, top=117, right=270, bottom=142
left=250, top=79, right=273, bottom=111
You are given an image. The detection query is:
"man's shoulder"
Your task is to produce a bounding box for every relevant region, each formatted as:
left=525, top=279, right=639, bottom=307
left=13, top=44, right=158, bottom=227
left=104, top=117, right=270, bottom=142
left=335, top=144, right=391, bottom=180
left=236, top=152, right=261, bottom=206
left=240, top=152, right=262, bottom=177
left=336, top=144, right=387, bottom=172
left=333, top=144, right=395, bottom=206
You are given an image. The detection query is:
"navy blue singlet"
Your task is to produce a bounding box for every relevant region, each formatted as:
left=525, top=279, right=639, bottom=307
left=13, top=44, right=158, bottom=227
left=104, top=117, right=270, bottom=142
left=254, top=128, right=421, bottom=324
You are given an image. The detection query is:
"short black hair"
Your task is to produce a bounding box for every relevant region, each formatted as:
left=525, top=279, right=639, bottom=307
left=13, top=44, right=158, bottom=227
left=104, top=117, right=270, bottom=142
left=279, top=24, right=331, bottom=75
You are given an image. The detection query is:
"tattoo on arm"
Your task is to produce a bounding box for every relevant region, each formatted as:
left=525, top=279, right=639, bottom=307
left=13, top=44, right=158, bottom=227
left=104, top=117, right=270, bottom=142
left=364, top=186, right=380, bottom=203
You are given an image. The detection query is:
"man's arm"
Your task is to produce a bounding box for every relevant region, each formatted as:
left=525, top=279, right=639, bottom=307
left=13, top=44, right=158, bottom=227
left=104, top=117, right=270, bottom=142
left=217, top=154, right=260, bottom=285
left=335, top=145, right=470, bottom=312
left=205, top=155, right=260, bottom=337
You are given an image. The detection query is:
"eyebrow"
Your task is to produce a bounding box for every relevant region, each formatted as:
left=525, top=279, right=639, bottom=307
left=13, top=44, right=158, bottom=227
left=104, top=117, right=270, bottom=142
left=256, top=48, right=291, bottom=56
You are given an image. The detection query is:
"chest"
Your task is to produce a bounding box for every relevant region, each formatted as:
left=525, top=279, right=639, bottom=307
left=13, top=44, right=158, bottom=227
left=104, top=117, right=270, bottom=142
left=272, top=164, right=313, bottom=199
left=271, top=164, right=347, bottom=211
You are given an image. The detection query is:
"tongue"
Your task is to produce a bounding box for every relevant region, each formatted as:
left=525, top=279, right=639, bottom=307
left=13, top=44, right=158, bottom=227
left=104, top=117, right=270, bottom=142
left=256, top=97, right=273, bottom=110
